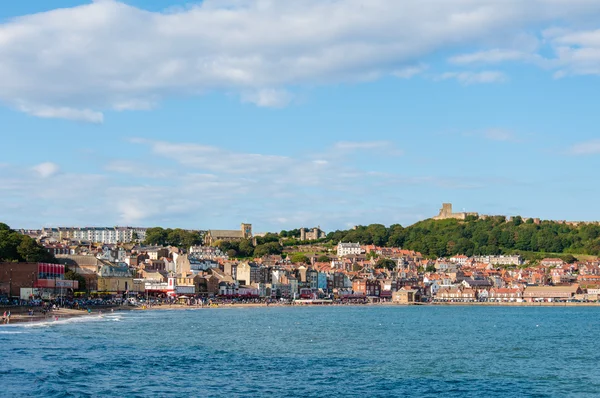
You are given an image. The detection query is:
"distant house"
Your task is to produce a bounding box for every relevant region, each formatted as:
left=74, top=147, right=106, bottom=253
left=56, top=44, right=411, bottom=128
left=473, top=255, right=523, bottom=266
left=436, top=287, right=476, bottom=302
left=236, top=262, right=260, bottom=285
left=449, top=255, right=469, bottom=265
left=97, top=264, right=135, bottom=294
left=392, top=289, right=421, bottom=304
left=540, top=258, right=565, bottom=268
left=489, top=288, right=523, bottom=301
left=337, top=242, right=362, bottom=257
left=461, top=279, right=493, bottom=289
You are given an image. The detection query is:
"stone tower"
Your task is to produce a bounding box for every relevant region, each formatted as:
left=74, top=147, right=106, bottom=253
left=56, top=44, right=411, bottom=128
left=440, top=203, right=453, bottom=217
left=241, top=223, right=253, bottom=239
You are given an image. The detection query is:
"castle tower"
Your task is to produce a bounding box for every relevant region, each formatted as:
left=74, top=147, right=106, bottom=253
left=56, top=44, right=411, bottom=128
left=441, top=203, right=453, bottom=217
left=241, top=223, right=252, bottom=239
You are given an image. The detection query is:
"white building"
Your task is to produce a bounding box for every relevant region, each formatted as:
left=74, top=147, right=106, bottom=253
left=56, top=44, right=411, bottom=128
left=473, top=255, right=523, bottom=266
left=337, top=242, right=362, bottom=257
left=42, top=226, right=147, bottom=244
left=449, top=255, right=469, bottom=265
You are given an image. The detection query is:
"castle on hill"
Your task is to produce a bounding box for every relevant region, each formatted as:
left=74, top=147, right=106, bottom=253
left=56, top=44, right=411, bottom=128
left=433, top=203, right=479, bottom=221
left=432, top=203, right=600, bottom=226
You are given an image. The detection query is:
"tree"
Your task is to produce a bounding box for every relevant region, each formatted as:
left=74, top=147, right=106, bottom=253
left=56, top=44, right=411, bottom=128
left=366, top=251, right=379, bottom=260
left=254, top=242, right=282, bottom=257
left=0, top=226, right=55, bottom=262
left=290, top=253, right=310, bottom=264
left=144, top=227, right=167, bottom=246
left=255, top=233, right=279, bottom=245
left=17, top=236, right=55, bottom=262
left=375, top=258, right=396, bottom=270
left=238, top=239, right=255, bottom=257
left=0, top=229, right=21, bottom=261
left=317, top=255, right=330, bottom=262
left=65, top=269, right=86, bottom=292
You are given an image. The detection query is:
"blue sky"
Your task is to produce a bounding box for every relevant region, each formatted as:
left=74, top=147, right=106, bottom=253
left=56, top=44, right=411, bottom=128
left=1, top=0, right=600, bottom=232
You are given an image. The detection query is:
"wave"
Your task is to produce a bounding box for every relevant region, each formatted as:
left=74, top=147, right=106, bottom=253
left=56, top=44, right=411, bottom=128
left=14, top=314, right=125, bottom=328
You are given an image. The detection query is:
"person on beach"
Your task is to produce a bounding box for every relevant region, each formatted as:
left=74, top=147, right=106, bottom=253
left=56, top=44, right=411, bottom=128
left=6, top=311, right=10, bottom=324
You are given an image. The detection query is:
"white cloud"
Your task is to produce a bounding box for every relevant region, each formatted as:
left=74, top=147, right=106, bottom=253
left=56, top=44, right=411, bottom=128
left=568, top=139, right=600, bottom=155
left=334, top=141, right=394, bottom=151
left=392, top=65, right=428, bottom=79
left=544, top=28, right=600, bottom=76
left=17, top=103, right=103, bottom=123
left=483, top=128, right=519, bottom=142
left=449, top=49, right=534, bottom=65
left=241, top=88, right=293, bottom=108
left=134, top=138, right=293, bottom=174
left=0, top=142, right=522, bottom=229
left=32, top=162, right=60, bottom=178
left=2, top=0, right=600, bottom=120
left=438, top=71, right=508, bottom=84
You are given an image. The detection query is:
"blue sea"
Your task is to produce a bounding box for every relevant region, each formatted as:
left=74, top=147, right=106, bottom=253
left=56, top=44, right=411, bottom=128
left=1, top=306, right=599, bottom=397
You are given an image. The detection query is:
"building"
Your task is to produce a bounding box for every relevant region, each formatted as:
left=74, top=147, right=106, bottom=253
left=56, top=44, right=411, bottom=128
left=540, top=258, right=565, bottom=267
left=489, top=288, right=523, bottom=301
left=300, top=227, right=326, bottom=241
left=392, top=289, right=421, bottom=304
left=204, top=223, right=252, bottom=246
left=97, top=264, right=135, bottom=294
left=189, top=246, right=227, bottom=259
left=236, top=262, right=260, bottom=285
left=473, top=255, right=523, bottom=266
left=523, top=285, right=582, bottom=302
left=436, top=287, right=477, bottom=302
left=337, top=242, right=362, bottom=257
left=433, top=203, right=478, bottom=221
left=449, top=255, right=469, bottom=265
left=42, top=226, right=147, bottom=244
left=0, top=262, right=78, bottom=299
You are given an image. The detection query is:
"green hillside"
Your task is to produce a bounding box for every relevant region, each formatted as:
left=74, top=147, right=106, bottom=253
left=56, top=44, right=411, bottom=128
left=326, top=216, right=600, bottom=259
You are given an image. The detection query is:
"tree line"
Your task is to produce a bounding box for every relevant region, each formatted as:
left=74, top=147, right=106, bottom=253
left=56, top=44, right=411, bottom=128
left=215, top=238, right=283, bottom=259
left=143, top=227, right=203, bottom=248
left=0, top=223, right=56, bottom=263
left=325, top=216, right=600, bottom=258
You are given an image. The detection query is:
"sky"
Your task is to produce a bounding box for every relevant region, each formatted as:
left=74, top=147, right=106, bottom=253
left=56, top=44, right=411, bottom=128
left=1, top=0, right=600, bottom=232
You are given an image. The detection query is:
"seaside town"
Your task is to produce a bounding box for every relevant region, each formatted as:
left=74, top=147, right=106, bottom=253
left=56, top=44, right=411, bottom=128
left=2, top=210, right=600, bottom=320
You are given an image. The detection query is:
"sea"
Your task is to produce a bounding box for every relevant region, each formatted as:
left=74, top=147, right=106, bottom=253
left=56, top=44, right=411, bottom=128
left=1, top=306, right=599, bottom=397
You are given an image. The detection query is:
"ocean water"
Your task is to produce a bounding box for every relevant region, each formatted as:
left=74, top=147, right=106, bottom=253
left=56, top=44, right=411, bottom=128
left=1, top=306, right=599, bottom=397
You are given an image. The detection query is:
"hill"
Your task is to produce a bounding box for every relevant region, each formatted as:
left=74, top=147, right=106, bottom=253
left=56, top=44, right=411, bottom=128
left=325, top=216, right=600, bottom=259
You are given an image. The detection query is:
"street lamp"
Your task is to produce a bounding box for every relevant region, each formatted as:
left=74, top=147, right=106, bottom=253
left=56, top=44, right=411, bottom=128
left=31, top=272, right=35, bottom=300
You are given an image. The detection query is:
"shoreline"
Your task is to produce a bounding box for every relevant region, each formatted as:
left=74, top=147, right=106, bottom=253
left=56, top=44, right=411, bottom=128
left=3, top=301, right=600, bottom=325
